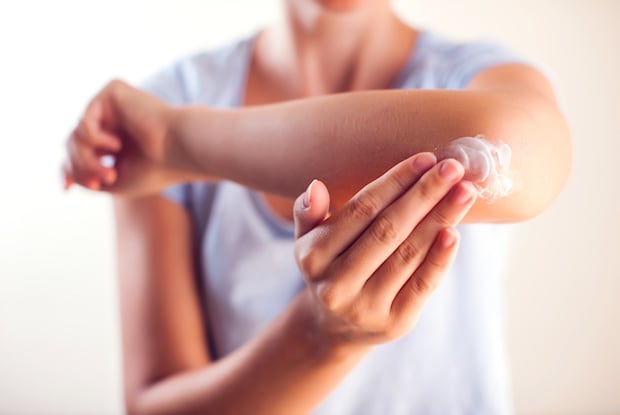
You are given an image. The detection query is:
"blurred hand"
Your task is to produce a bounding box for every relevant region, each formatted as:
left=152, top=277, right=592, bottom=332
left=293, top=153, right=476, bottom=345
left=63, top=80, right=188, bottom=196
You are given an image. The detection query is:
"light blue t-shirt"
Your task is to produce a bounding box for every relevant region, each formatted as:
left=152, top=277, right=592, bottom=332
left=142, top=29, right=540, bottom=414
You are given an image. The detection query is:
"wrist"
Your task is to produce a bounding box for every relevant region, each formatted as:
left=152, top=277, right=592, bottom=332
left=165, top=106, right=214, bottom=183
left=293, top=290, right=373, bottom=364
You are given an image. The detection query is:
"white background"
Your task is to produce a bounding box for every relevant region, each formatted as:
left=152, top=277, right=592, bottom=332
left=1, top=0, right=618, bottom=413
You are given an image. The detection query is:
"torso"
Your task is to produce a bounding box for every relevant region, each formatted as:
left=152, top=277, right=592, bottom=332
left=151, top=28, right=527, bottom=413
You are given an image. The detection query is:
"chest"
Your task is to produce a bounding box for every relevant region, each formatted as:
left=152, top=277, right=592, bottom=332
left=199, top=182, right=303, bottom=353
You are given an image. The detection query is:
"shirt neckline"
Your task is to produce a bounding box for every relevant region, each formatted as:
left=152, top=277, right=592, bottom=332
left=234, top=28, right=429, bottom=237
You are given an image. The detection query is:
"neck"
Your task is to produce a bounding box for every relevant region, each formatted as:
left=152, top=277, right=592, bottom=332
left=255, top=1, right=417, bottom=97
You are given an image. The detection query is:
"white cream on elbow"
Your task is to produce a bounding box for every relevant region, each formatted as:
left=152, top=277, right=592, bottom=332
left=438, top=135, right=513, bottom=203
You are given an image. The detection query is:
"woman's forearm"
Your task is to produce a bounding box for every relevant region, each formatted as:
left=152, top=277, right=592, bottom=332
left=172, top=89, right=571, bottom=222
left=133, top=291, right=370, bottom=415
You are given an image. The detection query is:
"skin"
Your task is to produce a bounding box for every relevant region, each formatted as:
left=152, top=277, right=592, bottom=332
left=114, top=155, right=473, bottom=415
left=64, top=62, right=571, bottom=223
left=63, top=0, right=572, bottom=413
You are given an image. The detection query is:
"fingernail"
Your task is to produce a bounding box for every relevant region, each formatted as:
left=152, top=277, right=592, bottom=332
left=439, top=160, right=459, bottom=181
left=413, top=153, right=436, bottom=173
left=303, top=179, right=316, bottom=208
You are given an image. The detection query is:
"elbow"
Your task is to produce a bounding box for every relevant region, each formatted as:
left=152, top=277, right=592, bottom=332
left=478, top=97, right=573, bottom=222
left=125, top=390, right=149, bottom=415
left=124, top=386, right=156, bottom=415
left=125, top=399, right=143, bottom=415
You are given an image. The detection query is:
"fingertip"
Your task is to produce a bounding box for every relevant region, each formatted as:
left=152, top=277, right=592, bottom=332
left=87, top=179, right=101, bottom=191
left=300, top=179, right=329, bottom=210
left=439, top=227, right=459, bottom=248
left=412, top=152, right=437, bottom=174
left=102, top=168, right=117, bottom=186
left=437, top=158, right=465, bottom=183
left=294, top=179, right=331, bottom=238
left=451, top=180, right=477, bottom=205
left=64, top=176, right=73, bottom=190
left=448, top=157, right=465, bottom=172
left=310, top=179, right=329, bottom=203
left=307, top=180, right=330, bottom=215
left=302, top=179, right=317, bottom=209
left=61, top=163, right=74, bottom=190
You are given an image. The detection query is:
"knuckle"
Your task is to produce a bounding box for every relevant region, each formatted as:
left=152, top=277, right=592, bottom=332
left=426, top=243, right=449, bottom=269
left=347, top=193, right=381, bottom=221
left=346, top=305, right=365, bottom=327
left=370, top=215, right=400, bottom=244
left=316, top=283, right=340, bottom=311
left=429, top=208, right=453, bottom=227
left=385, top=314, right=415, bottom=341
left=411, top=275, right=435, bottom=295
left=105, top=79, right=125, bottom=100
left=107, top=79, right=123, bottom=91
left=395, top=239, right=421, bottom=265
left=385, top=166, right=410, bottom=191
left=416, top=177, right=436, bottom=202
left=296, top=245, right=323, bottom=279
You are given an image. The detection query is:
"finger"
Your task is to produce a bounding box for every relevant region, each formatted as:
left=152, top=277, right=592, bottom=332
left=294, top=179, right=331, bottom=238
left=67, top=134, right=116, bottom=188
left=62, top=160, right=74, bottom=190
left=391, top=227, right=460, bottom=320
left=295, top=152, right=437, bottom=278
left=86, top=178, right=101, bottom=191
left=363, top=180, right=476, bottom=304
left=76, top=82, right=128, bottom=152
left=84, top=90, right=104, bottom=120
left=327, top=159, right=464, bottom=292
left=75, top=119, right=122, bottom=152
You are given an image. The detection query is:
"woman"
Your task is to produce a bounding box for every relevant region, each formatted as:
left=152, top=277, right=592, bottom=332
left=64, top=0, right=571, bottom=413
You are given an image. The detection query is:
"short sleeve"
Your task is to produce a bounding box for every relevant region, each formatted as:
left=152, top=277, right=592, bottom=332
left=140, top=62, right=190, bottom=106
left=140, top=63, right=192, bottom=208
left=159, top=182, right=192, bottom=210
left=138, top=37, right=251, bottom=210
left=444, top=39, right=565, bottom=112
left=444, top=41, right=535, bottom=89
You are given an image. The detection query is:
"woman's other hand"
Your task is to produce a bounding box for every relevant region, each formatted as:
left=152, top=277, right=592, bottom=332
left=293, top=153, right=476, bottom=346
left=63, top=80, right=196, bottom=196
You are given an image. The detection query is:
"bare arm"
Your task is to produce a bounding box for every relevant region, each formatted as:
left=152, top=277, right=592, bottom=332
left=114, top=195, right=368, bottom=415
left=115, top=154, right=474, bottom=415
left=65, top=64, right=571, bottom=222
left=170, top=64, right=571, bottom=222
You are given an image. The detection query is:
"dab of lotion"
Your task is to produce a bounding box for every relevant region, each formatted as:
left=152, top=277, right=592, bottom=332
left=439, top=135, right=513, bottom=203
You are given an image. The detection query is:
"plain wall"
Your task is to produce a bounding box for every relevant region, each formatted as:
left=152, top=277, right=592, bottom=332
left=1, top=0, right=618, bottom=413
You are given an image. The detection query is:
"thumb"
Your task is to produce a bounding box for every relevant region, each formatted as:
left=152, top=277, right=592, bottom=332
left=294, top=179, right=331, bottom=238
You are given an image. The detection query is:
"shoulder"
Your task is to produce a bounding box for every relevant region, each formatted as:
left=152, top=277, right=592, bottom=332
left=401, top=30, right=544, bottom=90
left=140, top=34, right=255, bottom=105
